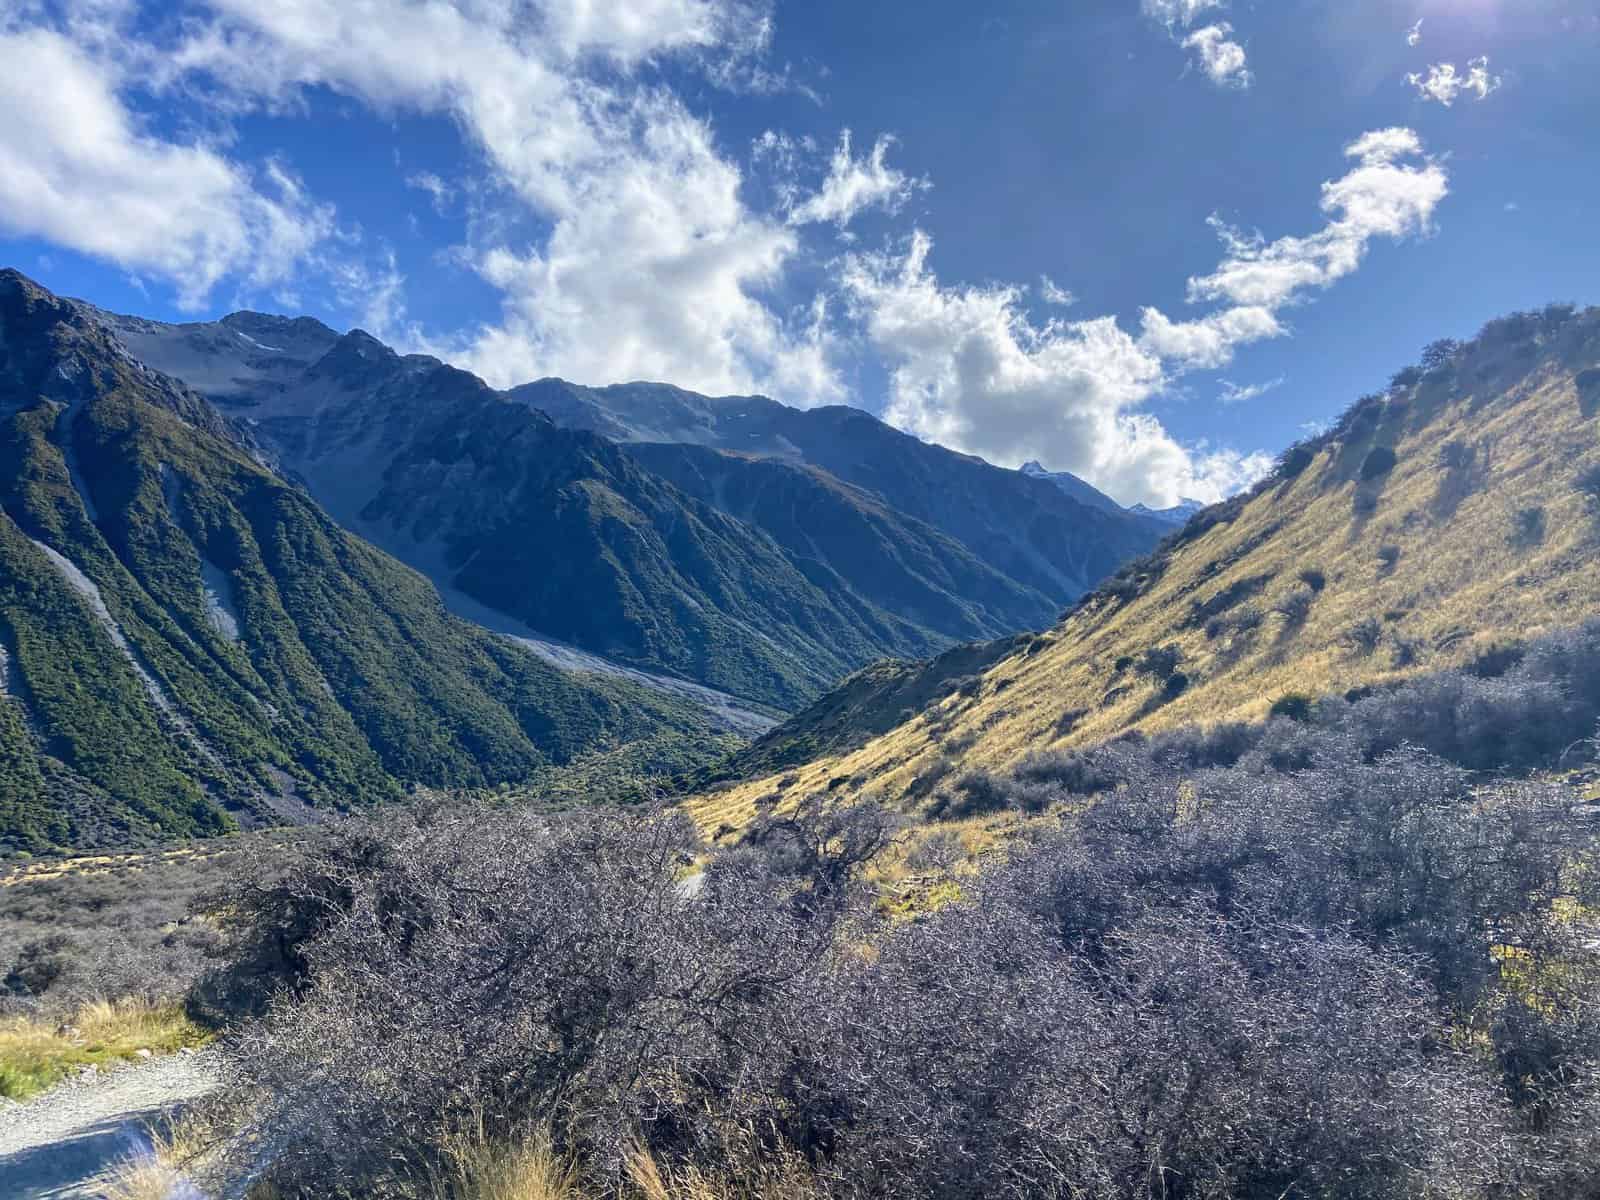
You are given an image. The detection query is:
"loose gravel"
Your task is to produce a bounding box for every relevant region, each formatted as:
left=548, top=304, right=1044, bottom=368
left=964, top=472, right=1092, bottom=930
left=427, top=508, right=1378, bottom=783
left=0, top=1048, right=220, bottom=1199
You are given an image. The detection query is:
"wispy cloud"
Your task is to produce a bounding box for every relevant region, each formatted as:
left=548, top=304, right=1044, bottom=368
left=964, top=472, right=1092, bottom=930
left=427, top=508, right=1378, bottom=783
left=1140, top=0, right=1250, bottom=90
left=1408, top=58, right=1503, bottom=106
left=1406, top=18, right=1424, bottom=47
left=1219, top=376, right=1285, bottom=405
left=1039, top=276, right=1077, bottom=307
left=404, top=172, right=453, bottom=215
left=788, top=130, right=926, bottom=229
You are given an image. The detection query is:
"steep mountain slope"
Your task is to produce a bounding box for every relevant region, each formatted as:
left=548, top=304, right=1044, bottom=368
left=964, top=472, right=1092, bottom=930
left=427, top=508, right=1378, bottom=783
left=511, top=378, right=1165, bottom=600
left=698, top=634, right=1030, bottom=788
left=626, top=443, right=1061, bottom=641
left=0, top=270, right=720, bottom=854
left=91, top=316, right=1136, bottom=710
left=690, top=302, right=1600, bottom=830
left=92, top=318, right=928, bottom=709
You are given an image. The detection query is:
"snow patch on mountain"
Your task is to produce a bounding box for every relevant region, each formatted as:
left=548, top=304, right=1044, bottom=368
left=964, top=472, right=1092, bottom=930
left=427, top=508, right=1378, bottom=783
left=1130, top=498, right=1206, bottom=526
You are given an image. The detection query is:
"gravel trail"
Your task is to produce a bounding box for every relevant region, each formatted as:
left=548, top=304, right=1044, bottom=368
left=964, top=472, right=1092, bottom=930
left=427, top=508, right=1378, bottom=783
left=0, top=1050, right=220, bottom=1199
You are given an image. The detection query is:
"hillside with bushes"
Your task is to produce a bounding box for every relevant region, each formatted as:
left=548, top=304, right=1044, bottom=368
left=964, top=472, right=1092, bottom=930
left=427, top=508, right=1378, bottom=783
left=0, top=271, right=722, bottom=854
left=99, top=306, right=1162, bottom=711
left=690, top=303, right=1600, bottom=832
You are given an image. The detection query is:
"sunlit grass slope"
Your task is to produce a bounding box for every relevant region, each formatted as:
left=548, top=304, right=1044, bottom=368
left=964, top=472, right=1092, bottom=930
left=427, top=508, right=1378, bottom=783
left=689, top=305, right=1600, bottom=833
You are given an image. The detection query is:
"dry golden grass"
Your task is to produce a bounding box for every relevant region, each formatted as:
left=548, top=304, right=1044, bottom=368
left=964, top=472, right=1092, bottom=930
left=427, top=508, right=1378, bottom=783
left=420, top=1126, right=820, bottom=1200
left=687, top=347, right=1600, bottom=837
left=0, top=998, right=210, bottom=1100
left=99, top=1111, right=217, bottom=1200
left=431, top=1126, right=584, bottom=1200
left=0, top=844, right=231, bottom=888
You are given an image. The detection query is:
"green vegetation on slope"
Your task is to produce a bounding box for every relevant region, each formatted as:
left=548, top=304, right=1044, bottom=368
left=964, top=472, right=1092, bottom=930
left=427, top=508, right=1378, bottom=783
left=0, top=269, right=719, bottom=854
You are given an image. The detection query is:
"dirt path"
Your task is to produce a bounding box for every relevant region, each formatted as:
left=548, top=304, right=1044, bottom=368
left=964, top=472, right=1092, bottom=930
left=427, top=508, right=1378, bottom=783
left=0, top=1049, right=220, bottom=1199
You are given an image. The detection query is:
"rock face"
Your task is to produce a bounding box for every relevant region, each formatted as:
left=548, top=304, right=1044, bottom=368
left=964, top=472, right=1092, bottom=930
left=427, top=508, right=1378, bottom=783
left=0, top=269, right=721, bottom=853
left=94, top=304, right=1164, bottom=709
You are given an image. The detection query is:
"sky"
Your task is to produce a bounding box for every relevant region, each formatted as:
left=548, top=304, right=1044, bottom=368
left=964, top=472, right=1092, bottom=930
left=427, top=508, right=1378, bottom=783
left=1, top=0, right=1597, bottom=507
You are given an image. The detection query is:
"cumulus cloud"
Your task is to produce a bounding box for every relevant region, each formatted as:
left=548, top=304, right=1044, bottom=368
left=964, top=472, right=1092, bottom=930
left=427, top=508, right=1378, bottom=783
left=788, top=130, right=925, bottom=229
left=1182, top=23, right=1251, bottom=88
left=1408, top=58, right=1502, bottom=106
left=0, top=24, right=332, bottom=309
left=840, top=129, right=1446, bottom=507
left=136, top=0, right=844, bottom=401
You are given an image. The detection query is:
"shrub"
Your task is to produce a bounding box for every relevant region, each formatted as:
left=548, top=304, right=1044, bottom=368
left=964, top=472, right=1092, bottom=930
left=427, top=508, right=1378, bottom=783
left=1270, top=694, right=1314, bottom=723
left=1298, top=567, right=1327, bottom=593
left=1421, top=339, right=1461, bottom=373
left=1361, top=446, right=1399, bottom=480
left=929, top=769, right=1012, bottom=820
left=212, top=622, right=1600, bottom=1199
left=1344, top=617, right=1384, bottom=656
left=1275, top=586, right=1315, bottom=628
left=1577, top=464, right=1600, bottom=512
left=1053, top=706, right=1089, bottom=737
left=1378, top=544, right=1402, bottom=573
left=1134, top=644, right=1183, bottom=680
left=1512, top=506, right=1546, bottom=547
left=1389, top=365, right=1424, bottom=391
left=1275, top=443, right=1315, bottom=479
left=1438, top=439, right=1475, bottom=471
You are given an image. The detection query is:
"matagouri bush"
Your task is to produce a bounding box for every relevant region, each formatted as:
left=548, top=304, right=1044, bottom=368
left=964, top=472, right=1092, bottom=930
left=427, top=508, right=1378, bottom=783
left=189, top=621, right=1600, bottom=1199
left=0, top=839, right=296, bottom=1017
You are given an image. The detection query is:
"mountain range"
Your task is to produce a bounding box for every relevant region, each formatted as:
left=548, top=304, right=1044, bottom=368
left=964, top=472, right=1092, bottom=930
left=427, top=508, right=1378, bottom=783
left=92, top=301, right=1163, bottom=710
left=0, top=268, right=1164, bottom=852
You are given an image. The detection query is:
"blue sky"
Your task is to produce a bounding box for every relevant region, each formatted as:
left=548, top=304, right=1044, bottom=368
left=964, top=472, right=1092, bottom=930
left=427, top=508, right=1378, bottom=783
left=2, top=0, right=1596, bottom=505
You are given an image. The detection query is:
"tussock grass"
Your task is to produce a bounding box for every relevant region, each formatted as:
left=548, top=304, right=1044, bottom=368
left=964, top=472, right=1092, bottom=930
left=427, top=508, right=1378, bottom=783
left=0, top=998, right=209, bottom=1099
left=99, top=1110, right=217, bottom=1200
left=426, top=1126, right=820, bottom=1200
left=688, top=320, right=1600, bottom=835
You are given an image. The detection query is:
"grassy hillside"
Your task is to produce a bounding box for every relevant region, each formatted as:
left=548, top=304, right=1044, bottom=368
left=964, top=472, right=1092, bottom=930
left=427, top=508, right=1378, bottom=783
left=0, top=269, right=719, bottom=854
left=689, top=302, right=1600, bottom=832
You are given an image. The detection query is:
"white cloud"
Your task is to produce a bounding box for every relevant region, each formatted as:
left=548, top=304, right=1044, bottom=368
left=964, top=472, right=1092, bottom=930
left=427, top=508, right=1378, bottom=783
left=1141, top=0, right=1224, bottom=29
left=0, top=25, right=332, bottom=309
left=1182, top=23, right=1251, bottom=88
left=1407, top=57, right=1503, bottom=106
left=840, top=230, right=1270, bottom=506
left=146, top=0, right=842, bottom=402
left=839, top=129, right=1446, bottom=507
left=1039, top=276, right=1077, bottom=307
left=1169, top=128, right=1447, bottom=323
left=1406, top=18, right=1424, bottom=47
left=1219, top=376, right=1285, bottom=405
left=404, top=171, right=453, bottom=214
left=788, top=130, right=925, bottom=229
left=1140, top=0, right=1249, bottom=88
